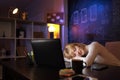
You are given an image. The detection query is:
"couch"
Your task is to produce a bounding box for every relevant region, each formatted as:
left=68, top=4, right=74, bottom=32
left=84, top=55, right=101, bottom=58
left=105, top=41, right=120, bottom=60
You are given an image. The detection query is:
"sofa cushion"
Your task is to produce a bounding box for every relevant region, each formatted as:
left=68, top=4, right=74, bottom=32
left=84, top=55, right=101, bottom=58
left=105, top=41, right=120, bottom=60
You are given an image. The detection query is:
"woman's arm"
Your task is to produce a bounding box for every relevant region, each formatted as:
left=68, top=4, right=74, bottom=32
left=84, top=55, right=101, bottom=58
left=85, top=42, right=120, bottom=66
left=84, top=42, right=99, bottom=66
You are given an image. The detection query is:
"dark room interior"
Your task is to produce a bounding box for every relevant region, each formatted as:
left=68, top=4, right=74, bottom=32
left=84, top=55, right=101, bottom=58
left=0, top=0, right=120, bottom=80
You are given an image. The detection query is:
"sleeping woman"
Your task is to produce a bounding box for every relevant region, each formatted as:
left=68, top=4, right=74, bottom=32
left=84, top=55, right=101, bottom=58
left=63, top=42, right=120, bottom=67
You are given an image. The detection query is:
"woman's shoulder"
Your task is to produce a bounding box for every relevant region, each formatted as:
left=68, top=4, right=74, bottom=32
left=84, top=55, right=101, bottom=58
left=90, top=41, right=100, bottom=45
left=88, top=41, right=100, bottom=48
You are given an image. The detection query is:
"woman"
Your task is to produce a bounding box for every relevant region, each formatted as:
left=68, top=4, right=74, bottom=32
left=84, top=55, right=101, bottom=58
left=64, top=42, right=120, bottom=67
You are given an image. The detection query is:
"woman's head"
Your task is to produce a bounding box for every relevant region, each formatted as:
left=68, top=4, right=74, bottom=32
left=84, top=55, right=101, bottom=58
left=63, top=43, right=86, bottom=59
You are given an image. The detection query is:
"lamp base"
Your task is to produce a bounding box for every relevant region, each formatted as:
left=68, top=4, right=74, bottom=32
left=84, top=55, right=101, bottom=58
left=50, top=32, right=54, bottom=39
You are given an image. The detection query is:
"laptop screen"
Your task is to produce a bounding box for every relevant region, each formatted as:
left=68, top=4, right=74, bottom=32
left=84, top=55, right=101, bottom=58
left=31, top=39, right=65, bottom=70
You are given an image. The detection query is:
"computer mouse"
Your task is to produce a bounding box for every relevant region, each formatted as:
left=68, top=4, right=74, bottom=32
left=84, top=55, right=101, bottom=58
left=91, top=63, right=108, bottom=70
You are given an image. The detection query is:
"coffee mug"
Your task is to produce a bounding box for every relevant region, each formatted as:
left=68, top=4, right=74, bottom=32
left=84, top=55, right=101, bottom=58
left=72, top=59, right=86, bottom=74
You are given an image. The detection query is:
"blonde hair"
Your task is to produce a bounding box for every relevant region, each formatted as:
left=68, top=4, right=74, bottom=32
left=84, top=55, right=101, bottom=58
left=63, top=43, right=86, bottom=59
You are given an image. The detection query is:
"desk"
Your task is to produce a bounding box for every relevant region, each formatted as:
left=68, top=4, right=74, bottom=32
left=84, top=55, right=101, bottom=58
left=0, top=58, right=120, bottom=80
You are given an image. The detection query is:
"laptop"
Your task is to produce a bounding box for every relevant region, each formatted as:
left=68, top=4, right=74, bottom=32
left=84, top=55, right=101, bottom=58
left=31, top=39, right=65, bottom=70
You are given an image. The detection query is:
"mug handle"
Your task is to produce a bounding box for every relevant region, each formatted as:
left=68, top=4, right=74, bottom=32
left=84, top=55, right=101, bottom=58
left=83, top=61, right=87, bottom=67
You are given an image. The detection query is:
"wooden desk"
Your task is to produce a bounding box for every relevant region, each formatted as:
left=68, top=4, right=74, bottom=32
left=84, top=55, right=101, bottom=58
left=82, top=66, right=120, bottom=80
left=1, top=58, right=60, bottom=80
left=0, top=58, right=120, bottom=80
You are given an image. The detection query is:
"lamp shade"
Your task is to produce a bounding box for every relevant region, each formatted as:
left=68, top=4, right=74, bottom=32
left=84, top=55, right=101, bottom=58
left=48, top=26, right=55, bottom=32
left=8, top=7, right=19, bottom=18
left=12, top=8, right=19, bottom=14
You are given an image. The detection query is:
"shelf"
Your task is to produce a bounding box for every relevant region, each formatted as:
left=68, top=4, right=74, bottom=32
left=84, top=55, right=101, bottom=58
left=16, top=38, right=32, bottom=40
left=0, top=17, right=48, bottom=59
left=0, top=17, right=46, bottom=25
left=0, top=17, right=15, bottom=22
left=0, top=56, right=15, bottom=59
left=0, top=37, right=15, bottom=39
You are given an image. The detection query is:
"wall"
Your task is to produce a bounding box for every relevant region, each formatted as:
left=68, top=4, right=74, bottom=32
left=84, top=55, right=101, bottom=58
left=0, top=22, right=11, bottom=37
left=26, top=0, right=64, bottom=22
left=0, top=7, right=8, bottom=17
left=68, top=0, right=120, bottom=45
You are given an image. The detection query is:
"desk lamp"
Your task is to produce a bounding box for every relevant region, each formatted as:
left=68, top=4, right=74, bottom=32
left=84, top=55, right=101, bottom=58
left=8, top=7, right=19, bottom=18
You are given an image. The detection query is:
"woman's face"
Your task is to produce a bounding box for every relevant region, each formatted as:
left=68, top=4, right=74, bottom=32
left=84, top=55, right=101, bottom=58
left=73, top=46, right=85, bottom=57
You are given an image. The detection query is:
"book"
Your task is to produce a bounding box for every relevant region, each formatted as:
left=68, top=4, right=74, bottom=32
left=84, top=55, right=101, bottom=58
left=16, top=46, right=27, bottom=56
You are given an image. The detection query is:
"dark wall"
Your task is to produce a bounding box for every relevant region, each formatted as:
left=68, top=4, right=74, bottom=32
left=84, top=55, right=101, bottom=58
left=26, top=0, right=55, bottom=22
left=68, top=0, right=120, bottom=45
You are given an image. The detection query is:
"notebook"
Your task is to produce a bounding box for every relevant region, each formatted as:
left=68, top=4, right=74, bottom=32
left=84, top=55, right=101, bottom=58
left=31, top=39, right=65, bottom=70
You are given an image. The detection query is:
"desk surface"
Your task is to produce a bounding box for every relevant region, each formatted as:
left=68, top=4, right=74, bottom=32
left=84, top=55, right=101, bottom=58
left=1, top=58, right=120, bottom=80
